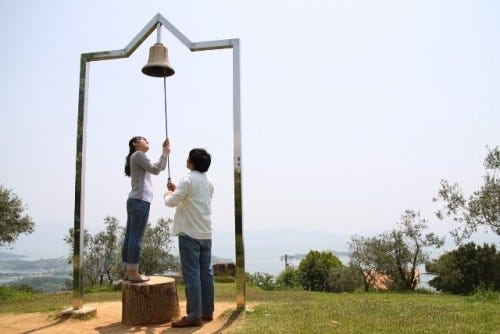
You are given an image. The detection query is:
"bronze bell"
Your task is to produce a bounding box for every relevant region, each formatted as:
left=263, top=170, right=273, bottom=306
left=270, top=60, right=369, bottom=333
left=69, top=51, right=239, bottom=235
left=142, top=43, right=175, bottom=77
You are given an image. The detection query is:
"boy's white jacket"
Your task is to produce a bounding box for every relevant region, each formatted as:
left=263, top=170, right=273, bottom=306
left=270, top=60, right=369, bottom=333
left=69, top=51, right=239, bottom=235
left=164, top=170, right=214, bottom=240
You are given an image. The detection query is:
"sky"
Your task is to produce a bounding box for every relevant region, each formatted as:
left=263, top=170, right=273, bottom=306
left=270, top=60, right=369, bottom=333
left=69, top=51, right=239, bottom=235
left=1, top=1, right=499, bottom=275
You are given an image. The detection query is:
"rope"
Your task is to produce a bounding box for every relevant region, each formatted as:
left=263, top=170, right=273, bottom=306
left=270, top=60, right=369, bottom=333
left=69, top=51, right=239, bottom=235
left=163, top=76, right=171, bottom=182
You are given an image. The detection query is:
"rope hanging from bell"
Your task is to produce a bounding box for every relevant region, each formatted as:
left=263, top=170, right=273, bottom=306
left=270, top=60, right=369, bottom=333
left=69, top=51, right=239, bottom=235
left=163, top=76, right=171, bottom=182
left=142, top=23, right=175, bottom=183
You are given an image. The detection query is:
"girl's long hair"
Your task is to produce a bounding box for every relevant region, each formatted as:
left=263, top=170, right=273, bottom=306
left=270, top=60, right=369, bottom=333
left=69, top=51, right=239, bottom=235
left=124, top=136, right=143, bottom=177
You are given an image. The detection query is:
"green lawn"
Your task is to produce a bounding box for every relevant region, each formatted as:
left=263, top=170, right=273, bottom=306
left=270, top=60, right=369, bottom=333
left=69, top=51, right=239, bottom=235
left=1, top=283, right=498, bottom=333
left=231, top=288, right=499, bottom=333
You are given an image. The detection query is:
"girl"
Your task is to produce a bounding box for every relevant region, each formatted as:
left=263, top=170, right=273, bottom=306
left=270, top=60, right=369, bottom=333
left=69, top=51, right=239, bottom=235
left=122, top=136, right=170, bottom=282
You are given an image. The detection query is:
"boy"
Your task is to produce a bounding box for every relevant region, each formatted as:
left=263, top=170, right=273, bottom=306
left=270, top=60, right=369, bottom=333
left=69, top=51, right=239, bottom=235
left=164, top=148, right=214, bottom=328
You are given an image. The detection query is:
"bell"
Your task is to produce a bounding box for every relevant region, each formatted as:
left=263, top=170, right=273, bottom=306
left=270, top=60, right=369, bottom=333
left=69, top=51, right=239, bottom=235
left=142, top=43, right=175, bottom=77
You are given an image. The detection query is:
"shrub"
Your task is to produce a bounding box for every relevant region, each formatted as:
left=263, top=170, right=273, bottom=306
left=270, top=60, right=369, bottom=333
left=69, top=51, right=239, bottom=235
left=214, top=276, right=235, bottom=283
left=0, top=285, right=36, bottom=301
left=275, top=266, right=301, bottom=289
left=246, top=272, right=276, bottom=290
left=426, top=242, right=499, bottom=294
left=299, top=250, right=343, bottom=292
left=467, top=282, right=499, bottom=302
left=328, top=266, right=364, bottom=292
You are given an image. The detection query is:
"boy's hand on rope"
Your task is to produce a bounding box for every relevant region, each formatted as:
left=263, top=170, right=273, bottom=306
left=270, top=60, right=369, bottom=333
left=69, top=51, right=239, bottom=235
left=164, top=181, right=175, bottom=198
left=167, top=181, right=176, bottom=191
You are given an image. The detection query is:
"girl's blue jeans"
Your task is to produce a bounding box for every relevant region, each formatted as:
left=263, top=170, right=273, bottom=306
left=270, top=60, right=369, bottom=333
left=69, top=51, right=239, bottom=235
left=178, top=235, right=214, bottom=320
left=122, top=198, right=150, bottom=270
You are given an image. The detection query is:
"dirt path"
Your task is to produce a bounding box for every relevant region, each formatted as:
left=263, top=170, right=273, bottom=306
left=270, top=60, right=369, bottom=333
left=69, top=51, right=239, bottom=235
left=1, top=301, right=247, bottom=334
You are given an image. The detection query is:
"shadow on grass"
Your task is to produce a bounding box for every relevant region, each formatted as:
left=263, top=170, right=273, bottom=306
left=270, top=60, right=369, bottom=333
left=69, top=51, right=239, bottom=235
left=206, top=307, right=245, bottom=334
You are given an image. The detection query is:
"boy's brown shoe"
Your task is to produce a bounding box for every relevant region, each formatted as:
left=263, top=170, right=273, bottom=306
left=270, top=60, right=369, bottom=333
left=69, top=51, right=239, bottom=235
left=201, top=316, right=213, bottom=322
left=172, top=316, right=202, bottom=328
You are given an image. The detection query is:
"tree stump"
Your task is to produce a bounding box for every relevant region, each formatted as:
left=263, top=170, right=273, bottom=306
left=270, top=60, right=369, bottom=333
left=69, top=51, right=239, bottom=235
left=121, top=276, right=180, bottom=325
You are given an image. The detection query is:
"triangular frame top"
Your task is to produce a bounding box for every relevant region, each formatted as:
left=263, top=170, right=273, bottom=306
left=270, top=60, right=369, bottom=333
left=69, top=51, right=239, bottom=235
left=82, top=12, right=238, bottom=61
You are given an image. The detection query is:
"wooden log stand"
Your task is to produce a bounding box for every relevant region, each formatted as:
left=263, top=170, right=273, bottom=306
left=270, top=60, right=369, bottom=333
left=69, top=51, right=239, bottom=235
left=121, top=276, right=180, bottom=325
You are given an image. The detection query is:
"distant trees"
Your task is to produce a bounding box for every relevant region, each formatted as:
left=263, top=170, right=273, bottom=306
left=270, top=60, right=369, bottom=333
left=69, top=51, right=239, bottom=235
left=64, top=216, right=122, bottom=288
left=0, top=185, right=35, bottom=247
left=349, top=210, right=444, bottom=291
left=434, top=146, right=500, bottom=243
left=426, top=242, right=500, bottom=294
left=65, top=216, right=179, bottom=289
left=139, top=217, right=179, bottom=275
left=245, top=148, right=500, bottom=294
left=252, top=250, right=362, bottom=292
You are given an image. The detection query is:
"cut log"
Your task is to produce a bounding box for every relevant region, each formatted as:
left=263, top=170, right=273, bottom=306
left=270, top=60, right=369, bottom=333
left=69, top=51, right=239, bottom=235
left=121, top=276, right=180, bottom=325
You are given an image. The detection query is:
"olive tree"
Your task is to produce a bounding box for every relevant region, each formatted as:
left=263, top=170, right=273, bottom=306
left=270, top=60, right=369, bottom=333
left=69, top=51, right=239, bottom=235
left=99, top=216, right=122, bottom=285
left=140, top=217, right=179, bottom=275
left=349, top=210, right=444, bottom=290
left=388, top=210, right=444, bottom=290
left=65, top=216, right=123, bottom=288
left=0, top=185, right=35, bottom=247
left=434, top=146, right=500, bottom=243
left=348, top=235, right=393, bottom=291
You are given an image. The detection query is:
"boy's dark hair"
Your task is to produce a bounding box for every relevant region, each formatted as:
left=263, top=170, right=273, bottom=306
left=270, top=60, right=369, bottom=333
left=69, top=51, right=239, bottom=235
left=188, top=148, right=211, bottom=173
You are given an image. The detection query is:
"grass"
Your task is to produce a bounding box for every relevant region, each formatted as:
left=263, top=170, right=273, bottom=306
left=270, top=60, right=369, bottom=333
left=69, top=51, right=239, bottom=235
left=1, top=283, right=499, bottom=333
left=232, top=288, right=500, bottom=334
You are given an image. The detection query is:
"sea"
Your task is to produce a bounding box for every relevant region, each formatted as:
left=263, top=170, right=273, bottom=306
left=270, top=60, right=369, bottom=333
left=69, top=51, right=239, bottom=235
left=3, top=227, right=441, bottom=288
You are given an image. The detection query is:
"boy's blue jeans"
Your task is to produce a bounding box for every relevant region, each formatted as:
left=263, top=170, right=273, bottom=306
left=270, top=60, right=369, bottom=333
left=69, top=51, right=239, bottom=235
left=178, top=235, right=214, bottom=320
left=122, top=198, right=150, bottom=270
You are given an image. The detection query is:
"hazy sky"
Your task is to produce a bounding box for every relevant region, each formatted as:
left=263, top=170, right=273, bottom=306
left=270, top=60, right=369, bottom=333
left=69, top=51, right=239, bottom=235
left=1, top=1, right=498, bottom=272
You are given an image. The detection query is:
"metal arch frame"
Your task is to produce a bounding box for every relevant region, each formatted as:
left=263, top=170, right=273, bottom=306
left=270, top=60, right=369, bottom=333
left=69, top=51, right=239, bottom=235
left=73, top=13, right=245, bottom=310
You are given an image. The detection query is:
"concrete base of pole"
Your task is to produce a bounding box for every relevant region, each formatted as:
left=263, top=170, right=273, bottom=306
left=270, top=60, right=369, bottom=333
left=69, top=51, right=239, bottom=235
left=61, top=307, right=97, bottom=319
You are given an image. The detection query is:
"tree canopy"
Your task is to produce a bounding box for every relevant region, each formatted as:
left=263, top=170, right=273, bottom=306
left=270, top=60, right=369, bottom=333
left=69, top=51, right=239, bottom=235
left=434, top=146, right=500, bottom=243
left=298, top=250, right=342, bottom=292
left=0, top=185, right=35, bottom=247
left=426, top=242, right=500, bottom=294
